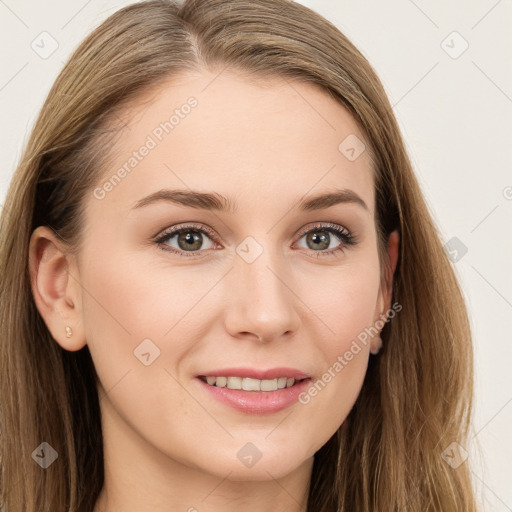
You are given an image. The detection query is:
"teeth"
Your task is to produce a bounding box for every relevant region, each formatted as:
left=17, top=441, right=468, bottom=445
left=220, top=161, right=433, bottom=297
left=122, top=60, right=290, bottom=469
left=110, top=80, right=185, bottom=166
left=203, top=376, right=298, bottom=391
left=243, top=377, right=261, bottom=391
left=215, top=376, right=227, bottom=387
left=227, top=376, right=242, bottom=389
left=260, top=378, right=277, bottom=391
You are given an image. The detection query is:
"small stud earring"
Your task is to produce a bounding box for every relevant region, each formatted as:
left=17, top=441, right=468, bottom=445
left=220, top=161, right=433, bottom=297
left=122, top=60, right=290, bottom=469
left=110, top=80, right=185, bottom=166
left=65, top=326, right=73, bottom=338
left=370, top=335, right=383, bottom=355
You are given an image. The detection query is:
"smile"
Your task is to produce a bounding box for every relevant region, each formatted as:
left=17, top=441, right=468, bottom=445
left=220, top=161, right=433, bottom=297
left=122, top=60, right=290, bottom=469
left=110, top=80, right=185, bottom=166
left=199, top=375, right=303, bottom=391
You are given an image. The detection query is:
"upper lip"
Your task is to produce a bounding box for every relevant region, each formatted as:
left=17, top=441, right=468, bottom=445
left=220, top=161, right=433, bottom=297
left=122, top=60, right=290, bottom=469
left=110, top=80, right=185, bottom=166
left=198, top=367, right=311, bottom=380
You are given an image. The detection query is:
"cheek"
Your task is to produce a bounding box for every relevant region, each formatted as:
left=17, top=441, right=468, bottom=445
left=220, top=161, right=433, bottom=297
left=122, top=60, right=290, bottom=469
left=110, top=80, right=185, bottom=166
left=78, top=243, right=185, bottom=400
left=79, top=248, right=207, bottom=461
left=292, top=260, right=380, bottom=432
left=300, top=258, right=381, bottom=354
left=80, top=243, right=199, bottom=353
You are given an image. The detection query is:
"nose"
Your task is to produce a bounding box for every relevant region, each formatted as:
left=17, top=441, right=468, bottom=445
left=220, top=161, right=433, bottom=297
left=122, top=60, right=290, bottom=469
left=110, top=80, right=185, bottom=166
left=223, top=241, right=301, bottom=343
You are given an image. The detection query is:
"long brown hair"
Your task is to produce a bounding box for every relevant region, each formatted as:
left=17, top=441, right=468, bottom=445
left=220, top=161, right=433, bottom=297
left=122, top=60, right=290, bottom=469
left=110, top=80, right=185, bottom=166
left=0, top=0, right=477, bottom=510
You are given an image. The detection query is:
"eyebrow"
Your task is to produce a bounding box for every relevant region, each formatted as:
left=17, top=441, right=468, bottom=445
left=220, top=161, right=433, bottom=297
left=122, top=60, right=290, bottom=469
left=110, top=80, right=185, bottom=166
left=132, top=188, right=368, bottom=213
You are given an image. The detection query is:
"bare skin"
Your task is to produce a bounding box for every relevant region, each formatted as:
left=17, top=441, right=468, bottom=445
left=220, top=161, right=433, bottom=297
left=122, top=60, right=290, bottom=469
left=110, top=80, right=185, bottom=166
left=29, top=67, right=399, bottom=512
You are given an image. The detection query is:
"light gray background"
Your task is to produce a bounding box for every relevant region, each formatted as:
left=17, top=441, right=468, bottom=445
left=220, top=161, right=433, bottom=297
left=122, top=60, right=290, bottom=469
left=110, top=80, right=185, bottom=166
left=1, top=1, right=510, bottom=510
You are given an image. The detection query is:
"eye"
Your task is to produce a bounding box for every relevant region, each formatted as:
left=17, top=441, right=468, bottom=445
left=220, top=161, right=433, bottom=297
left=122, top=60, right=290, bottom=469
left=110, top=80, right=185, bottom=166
left=154, top=222, right=356, bottom=258
left=295, top=222, right=356, bottom=258
left=155, top=223, right=218, bottom=257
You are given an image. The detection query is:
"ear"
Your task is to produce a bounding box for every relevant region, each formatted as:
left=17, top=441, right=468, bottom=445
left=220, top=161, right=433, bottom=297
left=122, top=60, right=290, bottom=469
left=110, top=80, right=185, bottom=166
left=371, top=229, right=400, bottom=353
left=28, top=226, right=86, bottom=351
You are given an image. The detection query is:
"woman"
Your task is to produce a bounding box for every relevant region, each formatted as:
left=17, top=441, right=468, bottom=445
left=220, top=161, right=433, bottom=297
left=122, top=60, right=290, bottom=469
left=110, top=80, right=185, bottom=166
left=0, top=0, right=477, bottom=510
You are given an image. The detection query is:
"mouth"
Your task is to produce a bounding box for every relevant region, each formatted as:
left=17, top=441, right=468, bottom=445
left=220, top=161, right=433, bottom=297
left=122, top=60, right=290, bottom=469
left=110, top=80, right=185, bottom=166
left=195, top=368, right=313, bottom=414
left=195, top=367, right=312, bottom=413
left=198, top=375, right=309, bottom=391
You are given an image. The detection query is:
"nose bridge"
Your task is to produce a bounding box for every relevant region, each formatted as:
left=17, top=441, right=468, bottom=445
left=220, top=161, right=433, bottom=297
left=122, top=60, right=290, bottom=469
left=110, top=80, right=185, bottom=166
left=225, top=233, right=300, bottom=340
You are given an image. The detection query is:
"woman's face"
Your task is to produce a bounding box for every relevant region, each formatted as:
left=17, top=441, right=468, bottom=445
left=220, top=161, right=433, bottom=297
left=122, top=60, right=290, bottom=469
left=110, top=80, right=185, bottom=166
left=44, top=68, right=396, bottom=483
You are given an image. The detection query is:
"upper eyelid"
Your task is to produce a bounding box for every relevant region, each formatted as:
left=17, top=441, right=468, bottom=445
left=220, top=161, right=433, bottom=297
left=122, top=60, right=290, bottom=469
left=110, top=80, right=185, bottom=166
left=296, top=223, right=350, bottom=237
left=156, top=223, right=218, bottom=242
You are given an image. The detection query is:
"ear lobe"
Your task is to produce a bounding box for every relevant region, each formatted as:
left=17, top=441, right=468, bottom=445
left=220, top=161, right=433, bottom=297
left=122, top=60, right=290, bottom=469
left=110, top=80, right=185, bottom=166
left=28, top=226, right=86, bottom=351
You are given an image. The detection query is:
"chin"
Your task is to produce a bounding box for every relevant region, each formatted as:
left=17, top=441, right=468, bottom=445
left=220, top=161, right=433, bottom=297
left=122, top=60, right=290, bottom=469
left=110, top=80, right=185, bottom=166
left=197, top=442, right=309, bottom=482
left=221, top=461, right=303, bottom=482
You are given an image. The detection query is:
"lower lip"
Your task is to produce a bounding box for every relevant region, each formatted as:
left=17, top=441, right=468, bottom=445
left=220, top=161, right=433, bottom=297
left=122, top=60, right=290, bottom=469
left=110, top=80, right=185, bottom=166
left=196, top=377, right=312, bottom=414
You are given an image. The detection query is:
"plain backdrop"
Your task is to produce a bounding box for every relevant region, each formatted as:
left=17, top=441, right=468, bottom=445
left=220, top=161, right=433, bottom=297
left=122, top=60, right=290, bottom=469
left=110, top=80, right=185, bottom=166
left=1, top=1, right=511, bottom=510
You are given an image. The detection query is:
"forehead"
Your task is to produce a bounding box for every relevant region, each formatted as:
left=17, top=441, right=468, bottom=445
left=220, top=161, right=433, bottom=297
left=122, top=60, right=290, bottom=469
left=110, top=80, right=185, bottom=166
left=91, top=67, right=375, bottom=217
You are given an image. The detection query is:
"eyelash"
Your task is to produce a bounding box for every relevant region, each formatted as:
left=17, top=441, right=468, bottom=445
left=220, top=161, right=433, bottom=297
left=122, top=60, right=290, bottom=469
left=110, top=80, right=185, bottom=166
left=154, top=222, right=357, bottom=259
